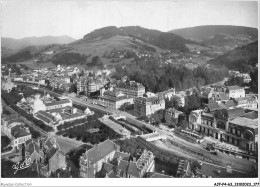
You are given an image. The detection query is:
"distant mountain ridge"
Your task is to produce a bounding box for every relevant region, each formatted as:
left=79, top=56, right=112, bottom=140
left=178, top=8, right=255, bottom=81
left=169, top=25, right=258, bottom=53
left=169, top=25, right=258, bottom=41
left=208, top=40, right=258, bottom=72
left=1, top=35, right=76, bottom=51
left=83, top=26, right=193, bottom=52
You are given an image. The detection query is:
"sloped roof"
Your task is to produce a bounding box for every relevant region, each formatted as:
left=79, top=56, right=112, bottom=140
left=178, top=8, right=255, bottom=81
left=82, top=140, right=116, bottom=165
left=116, top=160, right=129, bottom=177
left=106, top=170, right=119, bottom=178
left=113, top=152, right=130, bottom=161
left=207, top=102, right=221, bottom=111
left=219, top=92, right=229, bottom=100
left=127, top=161, right=141, bottom=178
left=230, top=117, right=258, bottom=130
left=243, top=111, right=258, bottom=120
left=36, top=114, right=51, bottom=123
left=37, top=110, right=54, bottom=120
left=227, top=86, right=244, bottom=90
left=146, top=96, right=164, bottom=103
left=227, top=108, right=245, bottom=119
left=11, top=124, right=31, bottom=138
left=46, top=146, right=58, bottom=159
left=45, top=99, right=71, bottom=107
left=224, top=100, right=237, bottom=108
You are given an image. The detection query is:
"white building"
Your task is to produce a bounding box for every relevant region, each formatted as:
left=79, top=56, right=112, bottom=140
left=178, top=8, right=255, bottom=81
left=1, top=118, right=31, bottom=149
left=226, top=86, right=245, bottom=99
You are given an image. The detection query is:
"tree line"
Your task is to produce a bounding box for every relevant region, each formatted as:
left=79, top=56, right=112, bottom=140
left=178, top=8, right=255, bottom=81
left=111, top=60, right=229, bottom=93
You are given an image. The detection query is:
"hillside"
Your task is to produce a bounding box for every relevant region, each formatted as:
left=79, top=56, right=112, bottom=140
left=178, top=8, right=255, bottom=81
left=208, top=41, right=258, bottom=72
left=83, top=26, right=192, bottom=52
left=169, top=25, right=258, bottom=53
left=1, top=35, right=76, bottom=51
left=31, top=26, right=196, bottom=66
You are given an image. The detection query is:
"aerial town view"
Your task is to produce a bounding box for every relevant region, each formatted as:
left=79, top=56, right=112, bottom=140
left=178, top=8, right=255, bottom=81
left=1, top=0, right=258, bottom=186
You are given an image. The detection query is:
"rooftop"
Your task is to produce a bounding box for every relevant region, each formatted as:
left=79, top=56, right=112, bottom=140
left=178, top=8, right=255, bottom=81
left=11, top=124, right=31, bottom=138
left=44, top=99, right=71, bottom=107
left=81, top=140, right=116, bottom=165
left=227, top=108, right=245, bottom=119
left=230, top=117, right=258, bottom=130
left=227, top=86, right=244, bottom=91
left=207, top=102, right=222, bottom=111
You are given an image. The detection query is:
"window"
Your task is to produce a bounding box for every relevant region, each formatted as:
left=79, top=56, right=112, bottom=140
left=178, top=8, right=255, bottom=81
left=216, top=121, right=225, bottom=130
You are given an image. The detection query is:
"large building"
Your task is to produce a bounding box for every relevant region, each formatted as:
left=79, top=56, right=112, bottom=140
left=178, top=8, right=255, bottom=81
left=114, top=80, right=145, bottom=100
left=23, top=136, right=66, bottom=177
left=79, top=140, right=155, bottom=178
left=34, top=106, right=87, bottom=129
left=134, top=96, right=165, bottom=117
left=189, top=107, right=258, bottom=153
left=226, top=86, right=245, bottom=99
left=1, top=115, right=32, bottom=148
left=156, top=88, right=176, bottom=100
left=77, top=77, right=107, bottom=96
left=104, top=149, right=155, bottom=178
left=1, top=117, right=32, bottom=149
left=165, top=108, right=183, bottom=126
left=44, top=99, right=72, bottom=110
left=98, top=91, right=133, bottom=110
left=79, top=140, right=120, bottom=178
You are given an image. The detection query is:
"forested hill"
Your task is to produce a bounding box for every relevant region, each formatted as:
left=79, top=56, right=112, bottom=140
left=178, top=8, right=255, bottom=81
left=111, top=60, right=229, bottom=93
left=208, top=41, right=258, bottom=72
left=169, top=25, right=258, bottom=42
left=83, top=26, right=192, bottom=52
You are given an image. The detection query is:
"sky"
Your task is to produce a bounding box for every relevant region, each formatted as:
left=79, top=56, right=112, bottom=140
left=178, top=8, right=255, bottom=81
left=1, top=0, right=258, bottom=39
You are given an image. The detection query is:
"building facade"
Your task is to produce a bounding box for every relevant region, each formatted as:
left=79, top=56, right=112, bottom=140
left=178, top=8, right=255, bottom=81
left=79, top=140, right=119, bottom=178
left=165, top=108, right=183, bottom=126
left=134, top=96, right=165, bottom=117
left=114, top=80, right=145, bottom=100
left=98, top=91, right=133, bottom=110
left=226, top=86, right=245, bottom=99
left=1, top=118, right=32, bottom=149
left=189, top=108, right=258, bottom=153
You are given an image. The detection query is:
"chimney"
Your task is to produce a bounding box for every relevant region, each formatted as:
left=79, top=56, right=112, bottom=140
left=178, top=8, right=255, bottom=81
left=133, top=157, right=136, bottom=162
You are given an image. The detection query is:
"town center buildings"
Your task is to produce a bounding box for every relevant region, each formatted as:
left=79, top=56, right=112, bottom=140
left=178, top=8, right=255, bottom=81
left=189, top=108, right=258, bottom=153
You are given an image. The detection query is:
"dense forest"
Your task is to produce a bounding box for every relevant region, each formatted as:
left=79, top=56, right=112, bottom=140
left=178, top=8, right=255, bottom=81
left=111, top=60, right=229, bottom=93
left=52, top=52, right=87, bottom=65
left=2, top=50, right=32, bottom=63
left=208, top=41, right=258, bottom=72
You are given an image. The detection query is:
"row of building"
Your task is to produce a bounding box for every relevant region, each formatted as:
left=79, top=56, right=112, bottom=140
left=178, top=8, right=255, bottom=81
left=16, top=94, right=94, bottom=130
left=79, top=139, right=168, bottom=178
left=189, top=107, right=258, bottom=154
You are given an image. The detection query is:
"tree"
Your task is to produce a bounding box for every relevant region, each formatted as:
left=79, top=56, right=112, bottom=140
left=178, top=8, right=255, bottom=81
left=89, top=56, right=103, bottom=68
left=190, top=161, right=202, bottom=176
left=165, top=96, right=179, bottom=110
left=69, top=84, right=77, bottom=93
left=225, top=75, right=244, bottom=87
left=177, top=119, right=188, bottom=129
left=150, top=109, right=166, bottom=125
left=249, top=69, right=258, bottom=93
